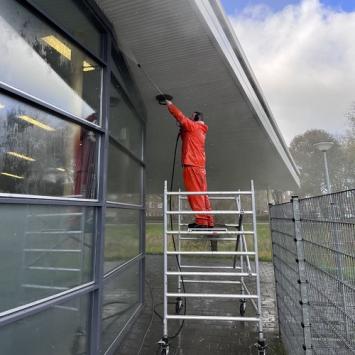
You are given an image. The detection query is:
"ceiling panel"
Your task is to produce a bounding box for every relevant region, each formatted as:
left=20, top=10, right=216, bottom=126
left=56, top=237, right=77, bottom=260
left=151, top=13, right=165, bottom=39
left=96, top=0, right=299, bottom=192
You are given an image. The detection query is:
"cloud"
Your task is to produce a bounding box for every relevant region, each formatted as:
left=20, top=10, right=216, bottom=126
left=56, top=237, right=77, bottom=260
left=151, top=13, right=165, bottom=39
left=229, top=0, right=355, bottom=143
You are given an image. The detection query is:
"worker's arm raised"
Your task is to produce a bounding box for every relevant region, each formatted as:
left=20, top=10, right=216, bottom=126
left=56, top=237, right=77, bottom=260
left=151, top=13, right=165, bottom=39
left=166, top=101, right=194, bottom=131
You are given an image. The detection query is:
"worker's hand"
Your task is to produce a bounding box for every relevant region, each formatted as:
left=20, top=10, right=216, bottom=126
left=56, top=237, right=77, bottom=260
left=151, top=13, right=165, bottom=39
left=166, top=100, right=172, bottom=105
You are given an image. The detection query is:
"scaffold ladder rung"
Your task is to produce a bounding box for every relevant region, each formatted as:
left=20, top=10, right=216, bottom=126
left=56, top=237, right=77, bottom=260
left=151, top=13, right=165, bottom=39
left=167, top=293, right=258, bottom=299
left=167, top=251, right=256, bottom=256
left=167, top=315, right=260, bottom=322
left=182, top=280, right=242, bottom=284
left=180, top=265, right=241, bottom=269
left=167, top=271, right=256, bottom=277
left=167, top=230, right=254, bottom=235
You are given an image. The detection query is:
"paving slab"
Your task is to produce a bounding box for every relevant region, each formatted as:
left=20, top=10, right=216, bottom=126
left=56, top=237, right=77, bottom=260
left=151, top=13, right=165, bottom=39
left=115, top=255, right=286, bottom=355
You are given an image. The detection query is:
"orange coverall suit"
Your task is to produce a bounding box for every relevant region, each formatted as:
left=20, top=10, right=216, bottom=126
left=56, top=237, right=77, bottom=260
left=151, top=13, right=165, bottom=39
left=167, top=103, right=214, bottom=227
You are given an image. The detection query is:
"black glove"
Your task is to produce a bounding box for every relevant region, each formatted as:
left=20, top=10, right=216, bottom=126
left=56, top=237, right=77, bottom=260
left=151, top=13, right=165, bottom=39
left=156, top=94, right=173, bottom=105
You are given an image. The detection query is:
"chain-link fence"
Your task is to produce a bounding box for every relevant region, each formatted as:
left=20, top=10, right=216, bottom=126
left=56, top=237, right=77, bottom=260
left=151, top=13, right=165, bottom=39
left=270, top=190, right=355, bottom=355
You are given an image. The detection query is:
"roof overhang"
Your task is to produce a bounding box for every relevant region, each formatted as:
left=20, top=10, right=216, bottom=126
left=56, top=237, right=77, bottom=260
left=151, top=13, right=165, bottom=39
left=96, top=0, right=300, bottom=192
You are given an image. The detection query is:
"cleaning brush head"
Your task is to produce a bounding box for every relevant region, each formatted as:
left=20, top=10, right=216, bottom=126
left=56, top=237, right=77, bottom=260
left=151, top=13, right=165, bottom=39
left=156, top=94, right=173, bottom=105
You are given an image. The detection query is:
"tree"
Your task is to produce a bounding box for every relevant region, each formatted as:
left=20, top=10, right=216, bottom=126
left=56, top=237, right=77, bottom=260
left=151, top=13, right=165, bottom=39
left=289, top=129, right=348, bottom=196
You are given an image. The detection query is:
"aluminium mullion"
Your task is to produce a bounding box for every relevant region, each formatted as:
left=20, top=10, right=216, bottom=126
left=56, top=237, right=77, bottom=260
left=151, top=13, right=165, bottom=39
left=90, top=35, right=111, bottom=355
left=0, top=83, right=105, bottom=133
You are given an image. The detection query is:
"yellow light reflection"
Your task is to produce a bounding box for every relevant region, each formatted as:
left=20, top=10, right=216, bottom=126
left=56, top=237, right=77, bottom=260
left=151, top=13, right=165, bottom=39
left=83, top=60, right=95, bottom=72
left=17, top=115, right=55, bottom=132
left=0, top=104, right=4, bottom=109
left=56, top=168, right=66, bottom=172
left=42, top=35, right=71, bottom=60
left=7, top=151, right=36, bottom=162
left=1, top=172, right=24, bottom=179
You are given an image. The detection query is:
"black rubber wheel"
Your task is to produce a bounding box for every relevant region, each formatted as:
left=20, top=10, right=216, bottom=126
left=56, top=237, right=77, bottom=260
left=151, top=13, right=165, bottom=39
left=240, top=300, right=246, bottom=316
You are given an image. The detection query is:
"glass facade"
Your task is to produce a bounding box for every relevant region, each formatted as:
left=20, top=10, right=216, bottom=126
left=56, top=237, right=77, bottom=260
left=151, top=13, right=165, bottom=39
left=0, top=0, right=102, bottom=123
left=0, top=1, right=145, bottom=355
left=0, top=93, right=98, bottom=198
left=101, top=261, right=140, bottom=353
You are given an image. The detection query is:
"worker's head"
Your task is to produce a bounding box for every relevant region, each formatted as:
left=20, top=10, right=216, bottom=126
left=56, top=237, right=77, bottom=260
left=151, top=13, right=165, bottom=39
left=192, top=111, right=204, bottom=121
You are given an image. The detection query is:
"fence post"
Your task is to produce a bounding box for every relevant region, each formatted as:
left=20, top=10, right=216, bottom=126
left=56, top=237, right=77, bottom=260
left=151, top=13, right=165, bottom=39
left=292, top=196, right=313, bottom=355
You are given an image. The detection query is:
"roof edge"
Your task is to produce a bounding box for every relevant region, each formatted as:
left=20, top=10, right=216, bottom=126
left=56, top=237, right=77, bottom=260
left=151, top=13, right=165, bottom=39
left=192, top=0, right=300, bottom=188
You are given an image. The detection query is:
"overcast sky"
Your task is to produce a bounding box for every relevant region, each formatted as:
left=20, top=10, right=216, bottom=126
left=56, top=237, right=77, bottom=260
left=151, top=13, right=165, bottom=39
left=221, top=0, right=355, bottom=144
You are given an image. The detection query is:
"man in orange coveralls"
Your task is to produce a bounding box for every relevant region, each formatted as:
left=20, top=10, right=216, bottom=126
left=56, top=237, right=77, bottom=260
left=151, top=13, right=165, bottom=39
left=165, top=99, right=214, bottom=229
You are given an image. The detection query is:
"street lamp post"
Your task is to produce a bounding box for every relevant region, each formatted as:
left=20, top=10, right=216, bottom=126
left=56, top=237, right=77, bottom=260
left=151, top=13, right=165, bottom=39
left=314, top=141, right=334, bottom=193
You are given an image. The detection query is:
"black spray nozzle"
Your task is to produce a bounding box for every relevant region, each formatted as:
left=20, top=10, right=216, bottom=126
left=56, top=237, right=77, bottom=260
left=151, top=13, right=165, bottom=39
left=156, top=94, right=173, bottom=105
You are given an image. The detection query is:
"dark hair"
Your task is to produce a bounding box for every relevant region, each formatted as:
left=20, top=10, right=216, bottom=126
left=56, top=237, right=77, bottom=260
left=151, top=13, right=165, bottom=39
left=193, top=111, right=204, bottom=121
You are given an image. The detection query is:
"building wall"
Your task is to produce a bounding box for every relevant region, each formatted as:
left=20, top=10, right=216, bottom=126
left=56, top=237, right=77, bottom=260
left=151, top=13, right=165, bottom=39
left=0, top=1, right=145, bottom=354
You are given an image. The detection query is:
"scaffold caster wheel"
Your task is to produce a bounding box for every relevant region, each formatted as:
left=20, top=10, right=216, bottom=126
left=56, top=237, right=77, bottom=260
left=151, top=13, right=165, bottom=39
left=257, top=339, right=266, bottom=355
left=240, top=299, right=246, bottom=316
left=175, top=297, right=183, bottom=314
left=158, top=337, right=169, bottom=355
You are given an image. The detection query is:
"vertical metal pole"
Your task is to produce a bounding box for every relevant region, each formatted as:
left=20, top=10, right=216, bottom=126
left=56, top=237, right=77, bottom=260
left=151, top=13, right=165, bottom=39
left=292, top=197, right=312, bottom=354
left=90, top=36, right=111, bottom=355
left=163, top=180, right=168, bottom=337
left=177, top=189, right=182, bottom=292
left=323, top=151, right=332, bottom=193
left=251, top=180, right=264, bottom=340
left=269, top=203, right=282, bottom=337
left=330, top=201, right=349, bottom=338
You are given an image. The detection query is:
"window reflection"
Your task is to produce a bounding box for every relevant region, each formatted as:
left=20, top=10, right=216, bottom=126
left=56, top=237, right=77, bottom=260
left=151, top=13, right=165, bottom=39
left=101, top=262, right=140, bottom=354
left=30, top=0, right=102, bottom=58
left=0, top=0, right=101, bottom=123
left=0, top=94, right=97, bottom=198
left=0, top=204, right=94, bottom=313
left=104, top=208, right=140, bottom=273
left=107, top=142, right=142, bottom=204
left=110, top=79, right=143, bottom=158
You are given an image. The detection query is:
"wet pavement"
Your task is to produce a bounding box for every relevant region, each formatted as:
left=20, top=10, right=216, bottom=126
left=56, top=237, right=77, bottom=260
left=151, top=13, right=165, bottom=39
left=115, top=255, right=286, bottom=355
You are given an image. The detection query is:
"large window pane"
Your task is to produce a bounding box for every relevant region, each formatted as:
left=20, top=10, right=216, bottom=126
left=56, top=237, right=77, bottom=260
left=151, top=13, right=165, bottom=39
left=0, top=205, right=94, bottom=313
left=0, top=94, right=98, bottom=198
left=104, top=208, right=140, bottom=273
left=110, top=79, right=143, bottom=158
left=29, top=0, right=102, bottom=57
left=0, top=0, right=101, bottom=123
left=101, top=262, right=140, bottom=354
left=107, top=143, right=142, bottom=205
left=0, top=294, right=90, bottom=355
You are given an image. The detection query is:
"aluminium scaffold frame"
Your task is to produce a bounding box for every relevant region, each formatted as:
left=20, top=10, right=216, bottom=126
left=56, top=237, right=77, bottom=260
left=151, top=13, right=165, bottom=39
left=159, top=180, right=266, bottom=354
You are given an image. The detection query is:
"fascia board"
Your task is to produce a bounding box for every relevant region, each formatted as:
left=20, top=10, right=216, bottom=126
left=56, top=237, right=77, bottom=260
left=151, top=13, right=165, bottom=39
left=192, top=0, right=300, bottom=187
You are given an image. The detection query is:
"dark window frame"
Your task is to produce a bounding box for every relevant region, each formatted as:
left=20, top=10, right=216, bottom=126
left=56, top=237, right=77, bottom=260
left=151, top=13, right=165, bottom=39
left=0, top=1, right=146, bottom=355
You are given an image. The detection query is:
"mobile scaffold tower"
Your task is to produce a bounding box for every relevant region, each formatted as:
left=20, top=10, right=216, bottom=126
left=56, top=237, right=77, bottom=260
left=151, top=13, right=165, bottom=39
left=159, top=180, right=266, bottom=354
